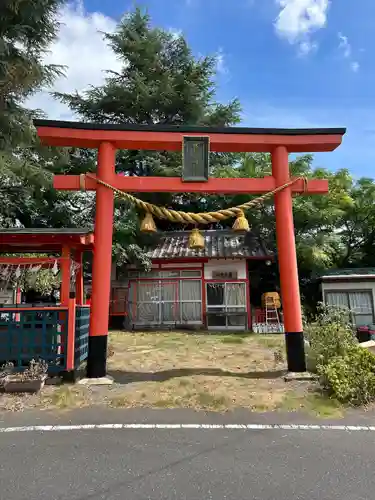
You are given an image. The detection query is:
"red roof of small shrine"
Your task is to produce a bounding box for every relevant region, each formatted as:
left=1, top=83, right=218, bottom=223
left=0, top=228, right=94, bottom=252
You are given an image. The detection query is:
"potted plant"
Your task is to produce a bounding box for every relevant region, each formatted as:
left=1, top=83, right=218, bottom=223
left=1, top=359, right=48, bottom=393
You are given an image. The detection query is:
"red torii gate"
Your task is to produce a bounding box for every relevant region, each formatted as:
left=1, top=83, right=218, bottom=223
left=33, top=120, right=346, bottom=378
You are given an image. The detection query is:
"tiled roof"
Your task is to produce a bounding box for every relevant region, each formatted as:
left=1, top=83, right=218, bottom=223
left=147, top=230, right=272, bottom=260
left=322, top=268, right=375, bottom=277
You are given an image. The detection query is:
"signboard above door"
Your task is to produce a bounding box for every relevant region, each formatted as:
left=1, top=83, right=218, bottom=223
left=212, top=270, right=238, bottom=280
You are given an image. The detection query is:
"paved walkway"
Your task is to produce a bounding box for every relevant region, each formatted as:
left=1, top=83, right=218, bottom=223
left=2, top=411, right=375, bottom=500
left=1, top=406, right=375, bottom=428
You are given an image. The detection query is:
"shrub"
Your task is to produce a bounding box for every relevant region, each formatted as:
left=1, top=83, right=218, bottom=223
left=318, top=346, right=375, bottom=405
left=304, top=302, right=355, bottom=372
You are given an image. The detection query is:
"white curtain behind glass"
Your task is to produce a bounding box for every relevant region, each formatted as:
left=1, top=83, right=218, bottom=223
left=349, top=291, right=372, bottom=312
left=225, top=283, right=246, bottom=308
left=180, top=280, right=201, bottom=321
left=326, top=290, right=374, bottom=326
left=130, top=281, right=159, bottom=323
left=325, top=292, right=349, bottom=308
left=349, top=291, right=373, bottom=325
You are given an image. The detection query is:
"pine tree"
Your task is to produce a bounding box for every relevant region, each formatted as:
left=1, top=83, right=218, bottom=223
left=54, top=7, right=242, bottom=266
left=0, top=0, right=67, bottom=228
left=0, top=0, right=65, bottom=148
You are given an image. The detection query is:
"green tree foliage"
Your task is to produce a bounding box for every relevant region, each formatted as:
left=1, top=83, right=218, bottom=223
left=0, top=0, right=73, bottom=291
left=0, top=0, right=64, bottom=148
left=210, top=153, right=375, bottom=309
left=53, top=7, right=242, bottom=268
left=0, top=0, right=69, bottom=229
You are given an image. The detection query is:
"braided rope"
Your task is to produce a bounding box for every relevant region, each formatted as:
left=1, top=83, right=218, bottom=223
left=83, top=173, right=307, bottom=225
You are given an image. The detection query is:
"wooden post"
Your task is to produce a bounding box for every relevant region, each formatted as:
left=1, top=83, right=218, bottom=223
left=66, top=293, right=76, bottom=372
left=75, top=250, right=84, bottom=305
left=245, top=264, right=252, bottom=331
left=61, top=246, right=71, bottom=306
left=271, top=145, right=306, bottom=372
left=15, top=287, right=21, bottom=322
left=86, top=141, right=116, bottom=378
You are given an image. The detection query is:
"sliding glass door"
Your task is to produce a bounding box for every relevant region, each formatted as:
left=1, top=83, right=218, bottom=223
left=206, top=282, right=247, bottom=330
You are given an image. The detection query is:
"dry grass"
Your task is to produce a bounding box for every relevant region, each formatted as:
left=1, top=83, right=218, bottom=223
left=0, top=384, right=92, bottom=412
left=105, top=331, right=289, bottom=412
left=0, top=331, right=329, bottom=415
left=41, top=386, right=91, bottom=410
left=278, top=390, right=344, bottom=419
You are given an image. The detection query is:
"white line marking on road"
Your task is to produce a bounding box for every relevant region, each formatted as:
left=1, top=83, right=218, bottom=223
left=0, top=423, right=374, bottom=433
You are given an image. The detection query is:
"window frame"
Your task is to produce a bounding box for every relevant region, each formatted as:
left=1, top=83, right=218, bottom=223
left=324, top=289, right=375, bottom=325
left=205, top=281, right=248, bottom=330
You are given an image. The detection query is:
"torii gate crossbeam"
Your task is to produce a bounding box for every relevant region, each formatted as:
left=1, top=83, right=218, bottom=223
left=34, top=120, right=346, bottom=378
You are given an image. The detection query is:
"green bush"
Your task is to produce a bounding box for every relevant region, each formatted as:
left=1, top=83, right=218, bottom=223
left=305, top=303, right=355, bottom=372
left=318, top=346, right=375, bottom=405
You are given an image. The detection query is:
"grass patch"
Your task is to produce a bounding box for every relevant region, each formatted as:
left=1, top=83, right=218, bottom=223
left=46, top=386, right=88, bottom=410
left=279, top=390, right=344, bottom=418
left=178, top=378, right=191, bottom=387
left=256, top=336, right=284, bottom=350
left=154, top=398, right=177, bottom=408
left=0, top=331, right=320, bottom=414
left=196, top=392, right=230, bottom=410
left=109, top=396, right=131, bottom=408
left=220, top=336, right=245, bottom=344
left=104, top=331, right=291, bottom=412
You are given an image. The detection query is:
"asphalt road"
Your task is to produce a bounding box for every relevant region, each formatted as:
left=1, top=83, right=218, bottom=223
left=1, top=423, right=375, bottom=500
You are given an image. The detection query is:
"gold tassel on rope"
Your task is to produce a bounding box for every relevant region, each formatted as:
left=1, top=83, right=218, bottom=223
left=140, top=212, right=157, bottom=233
left=189, top=228, right=205, bottom=249
left=232, top=210, right=250, bottom=232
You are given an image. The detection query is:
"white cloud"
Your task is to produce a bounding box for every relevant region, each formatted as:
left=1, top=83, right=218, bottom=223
left=298, top=40, right=317, bottom=56
left=338, top=33, right=351, bottom=58
left=351, top=61, right=359, bottom=73
left=26, top=1, right=121, bottom=120
left=338, top=32, right=360, bottom=72
left=215, top=48, right=228, bottom=75
left=274, top=0, right=329, bottom=54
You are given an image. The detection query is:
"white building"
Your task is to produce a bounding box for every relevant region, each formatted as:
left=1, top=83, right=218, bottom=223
left=321, top=268, right=375, bottom=326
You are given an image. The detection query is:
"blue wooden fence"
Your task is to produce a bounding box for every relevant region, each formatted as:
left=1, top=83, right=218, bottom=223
left=74, top=306, right=90, bottom=369
left=0, top=307, right=68, bottom=372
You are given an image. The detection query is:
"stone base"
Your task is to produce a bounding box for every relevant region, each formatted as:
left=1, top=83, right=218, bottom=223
left=284, top=371, right=317, bottom=382
left=359, top=340, right=375, bottom=354
left=77, top=375, right=114, bottom=386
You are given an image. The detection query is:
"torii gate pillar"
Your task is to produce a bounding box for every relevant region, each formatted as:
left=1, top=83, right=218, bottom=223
left=272, top=146, right=305, bottom=371
left=86, top=142, right=116, bottom=378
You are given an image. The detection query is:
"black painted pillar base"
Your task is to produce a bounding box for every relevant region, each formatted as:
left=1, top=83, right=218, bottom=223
left=285, top=332, right=306, bottom=372
left=61, top=370, right=78, bottom=383
left=86, top=335, right=108, bottom=378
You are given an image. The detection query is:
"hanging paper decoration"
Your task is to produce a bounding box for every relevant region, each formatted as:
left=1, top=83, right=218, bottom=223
left=15, top=266, right=21, bottom=279
left=52, top=260, right=59, bottom=276
left=30, top=264, right=42, bottom=273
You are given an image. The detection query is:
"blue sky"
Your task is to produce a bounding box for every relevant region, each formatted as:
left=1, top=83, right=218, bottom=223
left=31, top=1, right=375, bottom=177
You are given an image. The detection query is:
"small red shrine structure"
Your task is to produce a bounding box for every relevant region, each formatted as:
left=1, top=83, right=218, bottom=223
left=0, top=228, right=93, bottom=305
left=34, top=119, right=346, bottom=377
left=109, top=229, right=274, bottom=331
left=0, top=228, right=94, bottom=375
